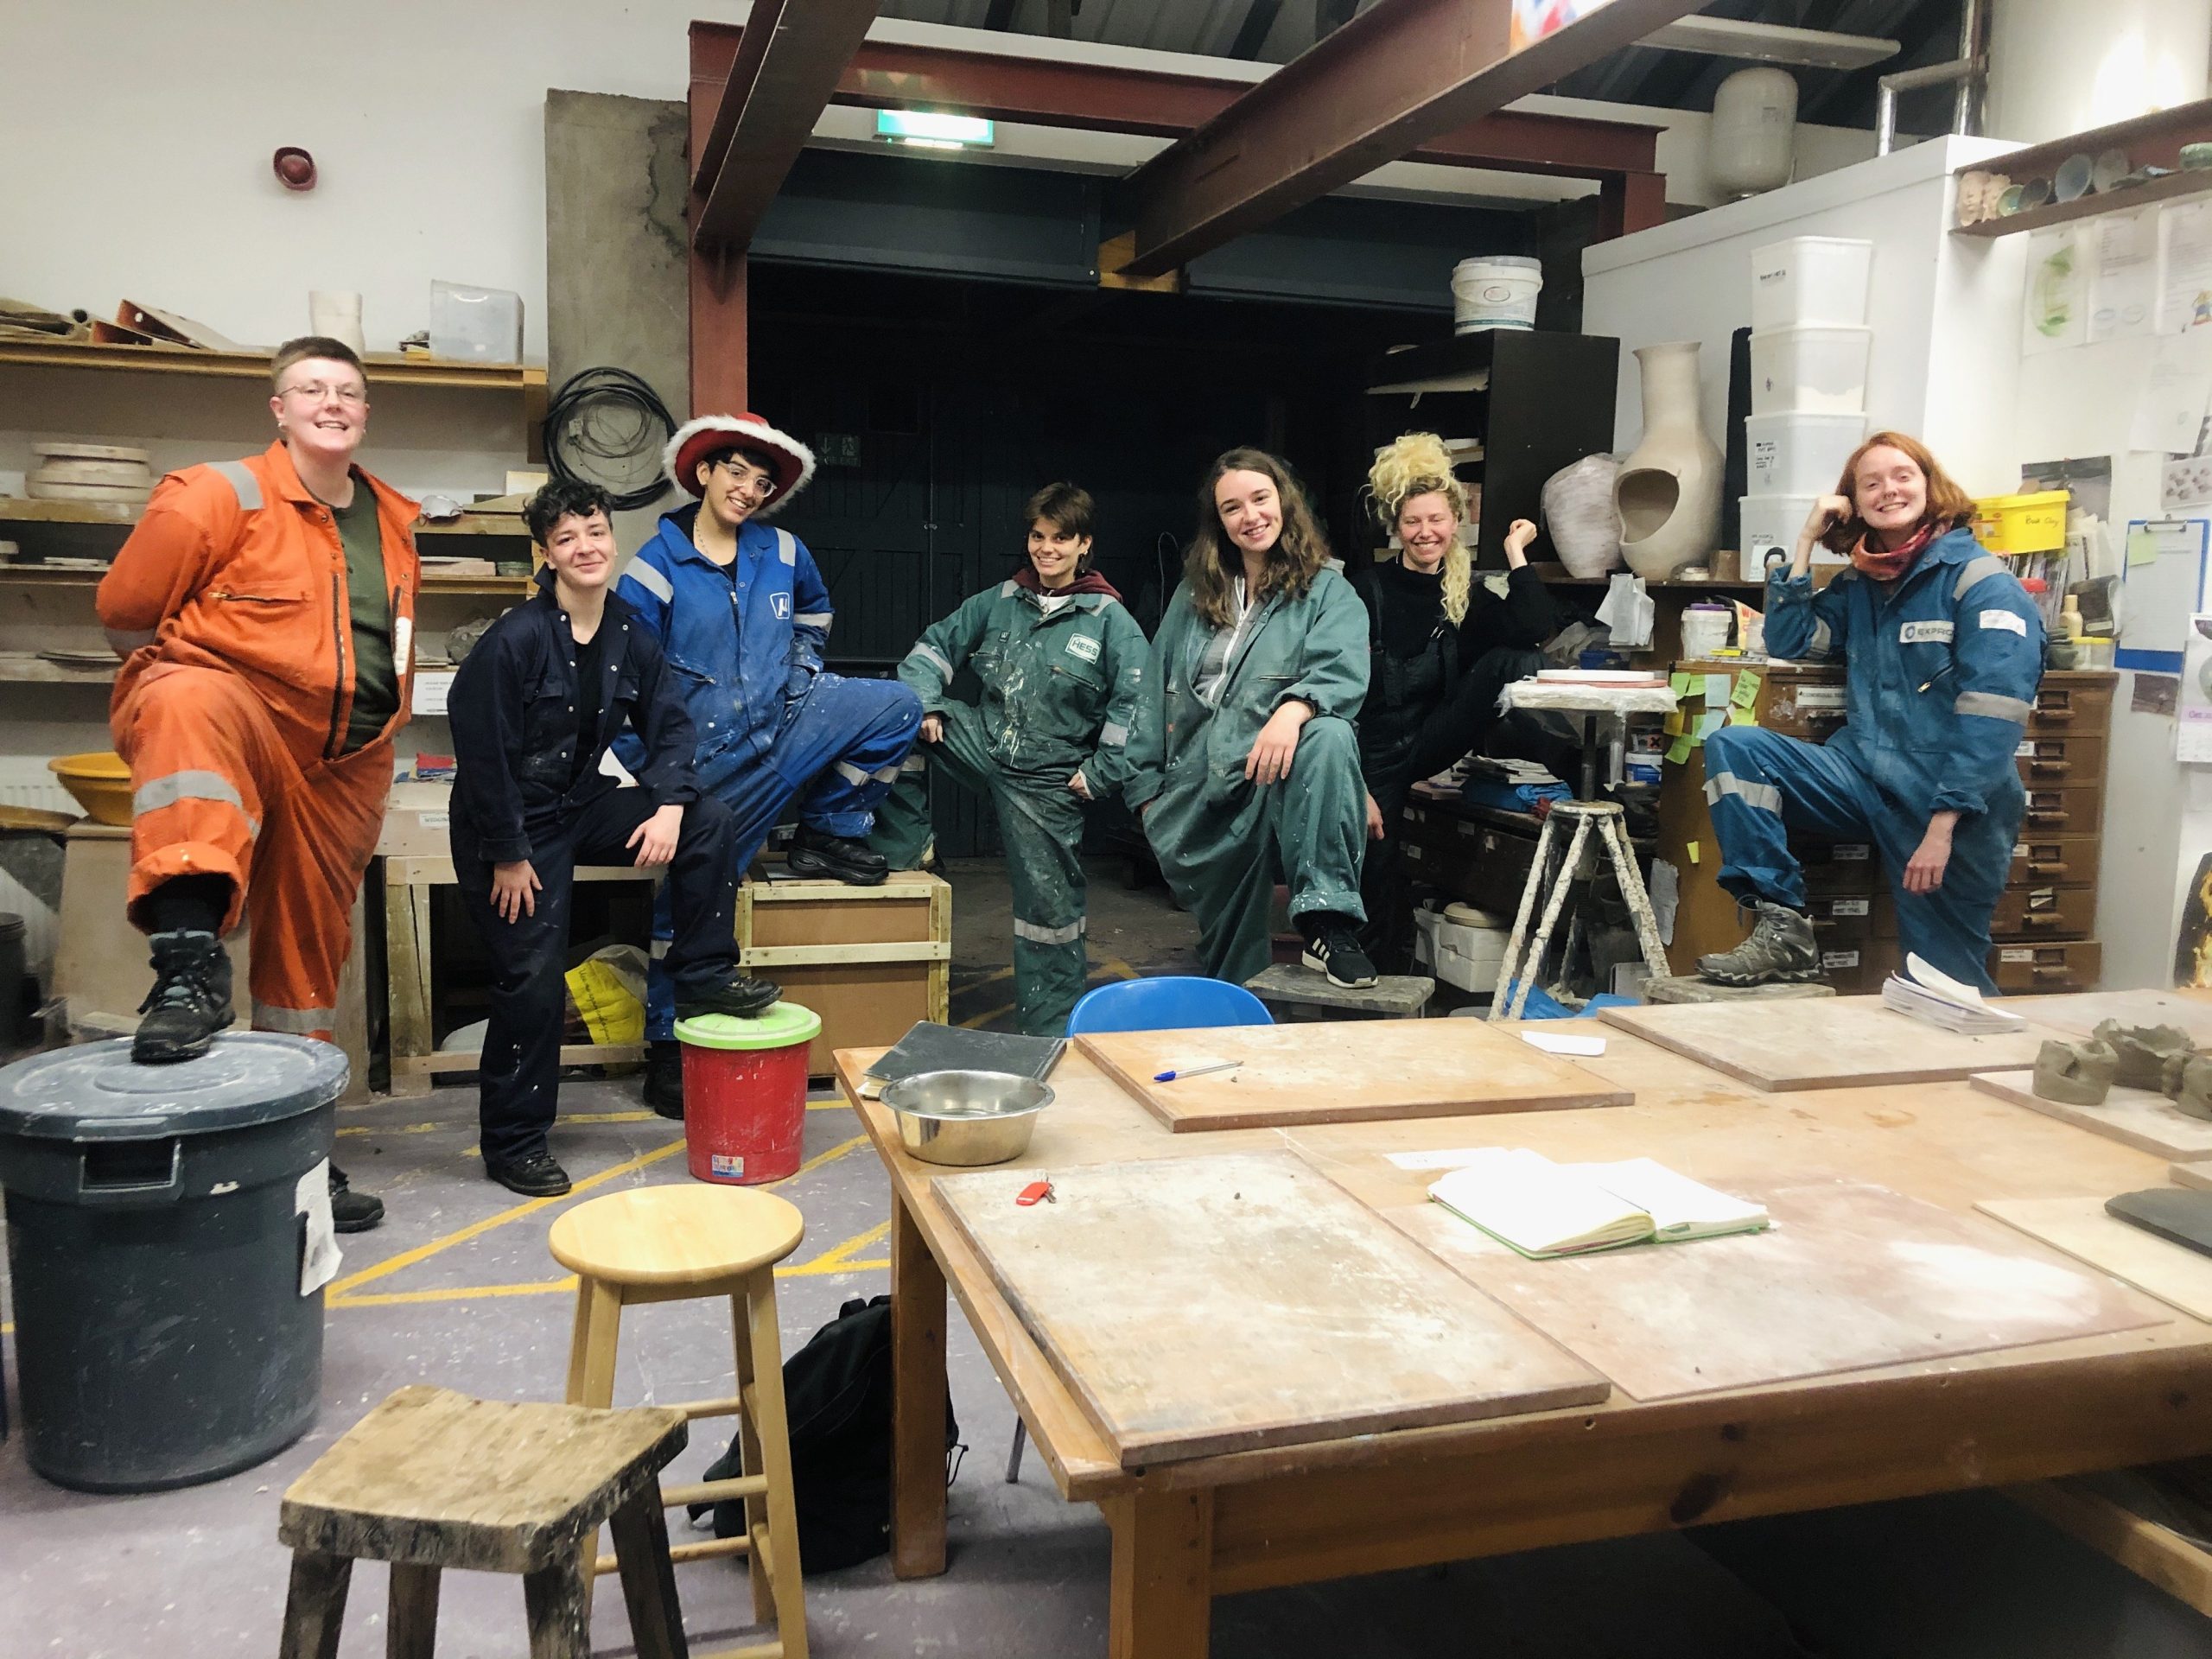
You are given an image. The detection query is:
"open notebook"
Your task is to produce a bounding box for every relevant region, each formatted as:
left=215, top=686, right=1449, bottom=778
left=1428, top=1148, right=1770, bottom=1259
left=1881, top=952, right=2025, bottom=1035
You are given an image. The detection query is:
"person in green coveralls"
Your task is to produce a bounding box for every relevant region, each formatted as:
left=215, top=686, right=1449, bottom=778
left=870, top=483, right=1147, bottom=1035
left=1125, top=448, right=1375, bottom=989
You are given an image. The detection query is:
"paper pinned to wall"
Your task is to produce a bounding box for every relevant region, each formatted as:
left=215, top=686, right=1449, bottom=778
left=2132, top=331, right=2212, bottom=454
left=2024, top=227, right=2088, bottom=354
left=2090, top=207, right=2160, bottom=342
left=2181, top=616, right=2212, bottom=763
left=2162, top=198, right=2212, bottom=334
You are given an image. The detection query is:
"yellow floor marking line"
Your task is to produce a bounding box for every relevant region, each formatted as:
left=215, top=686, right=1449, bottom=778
left=957, top=1001, right=1017, bottom=1029
left=337, top=1121, right=455, bottom=1139
left=956, top=963, right=1016, bottom=992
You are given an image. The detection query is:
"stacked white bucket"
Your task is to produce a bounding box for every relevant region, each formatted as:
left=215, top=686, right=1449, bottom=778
left=1741, top=237, right=1875, bottom=572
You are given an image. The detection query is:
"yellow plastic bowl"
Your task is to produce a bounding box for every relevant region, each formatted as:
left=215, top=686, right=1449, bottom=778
left=50, top=751, right=131, bottom=826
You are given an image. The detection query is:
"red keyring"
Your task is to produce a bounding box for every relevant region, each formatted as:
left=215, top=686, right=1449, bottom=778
left=1016, top=1179, right=1055, bottom=1206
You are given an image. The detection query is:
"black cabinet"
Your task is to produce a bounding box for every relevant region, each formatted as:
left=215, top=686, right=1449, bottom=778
left=1361, top=330, right=1619, bottom=570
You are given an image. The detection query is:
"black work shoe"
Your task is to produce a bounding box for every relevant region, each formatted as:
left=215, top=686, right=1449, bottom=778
left=132, top=930, right=235, bottom=1064
left=676, top=974, right=783, bottom=1020
left=644, top=1040, right=685, bottom=1120
left=1300, top=914, right=1380, bottom=989
left=484, top=1149, right=571, bottom=1198
left=1697, top=899, right=1822, bottom=987
left=329, top=1164, right=385, bottom=1233
left=787, top=824, right=889, bottom=887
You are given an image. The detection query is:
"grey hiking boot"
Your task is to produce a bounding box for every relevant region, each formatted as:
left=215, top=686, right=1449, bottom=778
left=1697, top=899, right=1821, bottom=987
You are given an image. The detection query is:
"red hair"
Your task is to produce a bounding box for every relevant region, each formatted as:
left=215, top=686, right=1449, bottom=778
left=1821, top=431, right=1977, bottom=558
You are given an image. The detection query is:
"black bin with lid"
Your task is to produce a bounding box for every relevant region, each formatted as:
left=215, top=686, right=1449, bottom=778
left=0, top=1033, right=347, bottom=1491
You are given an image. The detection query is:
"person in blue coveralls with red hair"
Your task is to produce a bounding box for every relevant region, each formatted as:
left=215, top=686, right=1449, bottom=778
left=616, top=412, right=922, bottom=1115
left=1697, top=432, right=2044, bottom=994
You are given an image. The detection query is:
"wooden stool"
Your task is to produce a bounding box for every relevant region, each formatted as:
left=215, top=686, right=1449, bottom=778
left=1245, top=962, right=1434, bottom=1020
left=276, top=1384, right=690, bottom=1659
left=550, top=1185, right=809, bottom=1659
left=1643, top=974, right=1838, bottom=1004
left=1490, top=800, right=1670, bottom=1021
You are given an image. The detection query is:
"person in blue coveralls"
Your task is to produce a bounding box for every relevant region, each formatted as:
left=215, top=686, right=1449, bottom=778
left=616, top=412, right=922, bottom=1115
left=1698, top=432, right=2044, bottom=993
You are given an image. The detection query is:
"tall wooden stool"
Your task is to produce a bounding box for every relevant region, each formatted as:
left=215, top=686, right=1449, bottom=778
left=276, top=1384, right=690, bottom=1659
left=550, top=1185, right=809, bottom=1659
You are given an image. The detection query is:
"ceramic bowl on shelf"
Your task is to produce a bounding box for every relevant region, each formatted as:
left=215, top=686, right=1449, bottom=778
left=2054, top=153, right=2094, bottom=202
left=48, top=751, right=130, bottom=825
left=2092, top=149, right=2130, bottom=193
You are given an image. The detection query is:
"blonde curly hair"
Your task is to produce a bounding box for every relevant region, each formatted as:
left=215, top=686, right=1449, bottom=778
left=1366, top=431, right=1471, bottom=626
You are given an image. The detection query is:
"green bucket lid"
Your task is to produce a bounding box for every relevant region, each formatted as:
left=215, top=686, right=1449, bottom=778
left=673, top=1001, right=822, bottom=1052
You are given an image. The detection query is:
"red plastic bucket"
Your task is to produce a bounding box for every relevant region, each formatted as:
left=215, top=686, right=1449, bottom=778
left=672, top=1003, right=821, bottom=1185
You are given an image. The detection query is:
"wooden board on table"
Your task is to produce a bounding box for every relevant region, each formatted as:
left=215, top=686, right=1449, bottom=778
left=1377, top=1176, right=2164, bottom=1402
left=1972, top=1070, right=2212, bottom=1161
left=2174, top=1160, right=2212, bottom=1191
left=1980, top=1194, right=2212, bottom=1322
left=1597, top=997, right=2053, bottom=1091
left=2008, top=989, right=2212, bottom=1046
left=932, top=1150, right=1610, bottom=1467
left=1073, top=1018, right=1630, bottom=1133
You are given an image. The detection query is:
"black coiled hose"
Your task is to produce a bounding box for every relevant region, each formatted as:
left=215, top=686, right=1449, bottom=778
left=539, top=365, right=676, bottom=512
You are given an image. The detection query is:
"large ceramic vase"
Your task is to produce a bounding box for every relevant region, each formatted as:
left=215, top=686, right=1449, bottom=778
left=1614, top=340, right=1723, bottom=580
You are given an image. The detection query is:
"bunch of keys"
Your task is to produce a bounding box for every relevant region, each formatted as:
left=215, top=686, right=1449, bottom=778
left=1016, top=1178, right=1056, bottom=1207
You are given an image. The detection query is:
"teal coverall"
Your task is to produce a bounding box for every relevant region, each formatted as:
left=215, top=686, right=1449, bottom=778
left=870, top=576, right=1148, bottom=1035
left=1124, top=565, right=1370, bottom=986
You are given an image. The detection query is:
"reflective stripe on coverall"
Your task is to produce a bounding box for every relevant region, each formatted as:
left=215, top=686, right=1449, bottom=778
left=1701, top=525, right=2044, bottom=993
left=98, top=444, right=419, bottom=1037
left=870, top=578, right=1149, bottom=1035
left=1124, top=564, right=1370, bottom=987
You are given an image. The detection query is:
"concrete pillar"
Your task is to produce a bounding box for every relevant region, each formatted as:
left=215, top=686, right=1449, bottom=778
left=1986, top=0, right=2212, bottom=144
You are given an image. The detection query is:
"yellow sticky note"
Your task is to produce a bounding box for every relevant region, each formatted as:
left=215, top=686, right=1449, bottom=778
left=1731, top=671, right=1759, bottom=709
left=1730, top=705, right=1759, bottom=726
left=2128, top=528, right=2160, bottom=568
left=1666, top=734, right=1693, bottom=764
left=1669, top=671, right=1693, bottom=697
left=1687, top=840, right=1700, bottom=866
left=1664, top=710, right=1685, bottom=735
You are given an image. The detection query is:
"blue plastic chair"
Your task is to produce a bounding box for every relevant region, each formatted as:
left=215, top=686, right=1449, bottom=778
left=1065, top=976, right=1274, bottom=1035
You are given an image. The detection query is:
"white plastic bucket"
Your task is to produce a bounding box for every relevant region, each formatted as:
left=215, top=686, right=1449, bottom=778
left=1452, top=256, right=1543, bottom=334
left=1681, top=604, right=1734, bottom=659
left=1749, top=323, right=1872, bottom=415
left=1750, top=236, right=1872, bottom=328
left=1745, top=410, right=1867, bottom=495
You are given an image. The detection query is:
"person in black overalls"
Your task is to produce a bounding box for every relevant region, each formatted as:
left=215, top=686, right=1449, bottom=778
left=1349, top=432, right=1557, bottom=973
left=448, top=480, right=780, bottom=1197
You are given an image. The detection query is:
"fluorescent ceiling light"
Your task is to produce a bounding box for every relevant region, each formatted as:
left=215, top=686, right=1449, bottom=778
left=1637, top=15, right=1898, bottom=71
left=876, top=110, right=995, bottom=148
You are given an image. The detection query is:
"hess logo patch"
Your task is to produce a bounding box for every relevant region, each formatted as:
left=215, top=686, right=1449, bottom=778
left=771, top=592, right=791, bottom=620
left=1065, top=633, right=1103, bottom=663
left=1897, top=620, right=1954, bottom=645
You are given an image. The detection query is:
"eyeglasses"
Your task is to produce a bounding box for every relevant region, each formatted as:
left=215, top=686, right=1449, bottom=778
left=709, top=459, right=772, bottom=493
left=278, top=382, right=367, bottom=406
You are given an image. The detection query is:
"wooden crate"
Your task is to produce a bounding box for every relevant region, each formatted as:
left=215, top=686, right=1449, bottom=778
left=736, top=869, right=950, bottom=1076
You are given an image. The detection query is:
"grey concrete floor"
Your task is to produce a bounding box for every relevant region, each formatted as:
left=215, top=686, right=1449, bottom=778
left=1, top=858, right=2204, bottom=1656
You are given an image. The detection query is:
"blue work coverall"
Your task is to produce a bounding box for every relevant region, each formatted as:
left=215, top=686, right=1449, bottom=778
left=616, top=505, right=922, bottom=1037
left=1701, top=525, right=2044, bottom=993
left=869, top=575, right=1149, bottom=1035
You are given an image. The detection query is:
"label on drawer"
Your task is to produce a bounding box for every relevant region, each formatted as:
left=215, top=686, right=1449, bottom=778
left=2000, top=948, right=2036, bottom=962
left=1831, top=898, right=1871, bottom=917
left=1834, top=843, right=1871, bottom=861
left=2016, top=740, right=2036, bottom=756
left=1822, top=950, right=1861, bottom=969
left=1796, top=686, right=1847, bottom=710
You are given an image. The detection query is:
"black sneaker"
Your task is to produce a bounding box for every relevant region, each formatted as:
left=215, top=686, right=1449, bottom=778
left=676, top=973, right=783, bottom=1020
left=132, top=930, right=236, bottom=1064
left=787, top=824, right=889, bottom=887
left=1301, top=914, right=1380, bottom=989
left=329, top=1164, right=385, bottom=1233
left=1697, top=899, right=1821, bottom=987
left=644, top=1040, right=685, bottom=1120
left=484, top=1148, right=571, bottom=1198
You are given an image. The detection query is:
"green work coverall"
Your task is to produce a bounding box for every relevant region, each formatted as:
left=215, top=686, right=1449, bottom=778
left=1124, top=564, right=1370, bottom=986
left=870, top=576, right=1148, bottom=1035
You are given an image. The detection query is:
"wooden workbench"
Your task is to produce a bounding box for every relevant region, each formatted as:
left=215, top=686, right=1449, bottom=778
left=835, top=1004, right=2212, bottom=1659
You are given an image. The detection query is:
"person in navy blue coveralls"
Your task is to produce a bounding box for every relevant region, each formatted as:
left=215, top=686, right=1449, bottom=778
left=1698, top=433, right=2044, bottom=995
left=449, top=481, right=780, bottom=1195
left=616, top=413, right=922, bottom=1114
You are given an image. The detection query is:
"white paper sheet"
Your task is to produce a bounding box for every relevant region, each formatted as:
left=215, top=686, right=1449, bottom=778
left=1595, top=572, right=1653, bottom=647
left=2024, top=227, right=2087, bottom=353
left=2133, top=333, right=2212, bottom=454
left=2181, top=615, right=2212, bottom=762
left=2090, top=207, right=2159, bottom=341
left=2163, top=198, right=2212, bottom=334
left=296, top=1158, right=342, bottom=1295
left=410, top=669, right=455, bottom=716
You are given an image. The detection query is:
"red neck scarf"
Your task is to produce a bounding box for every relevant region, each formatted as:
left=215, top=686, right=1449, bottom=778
left=1850, top=521, right=1939, bottom=582
left=1013, top=565, right=1122, bottom=601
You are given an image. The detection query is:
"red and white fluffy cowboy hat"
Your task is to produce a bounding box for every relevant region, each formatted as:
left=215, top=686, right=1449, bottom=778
left=663, top=413, right=817, bottom=514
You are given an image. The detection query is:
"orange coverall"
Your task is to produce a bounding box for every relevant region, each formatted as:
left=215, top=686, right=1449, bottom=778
left=97, top=442, right=419, bottom=1039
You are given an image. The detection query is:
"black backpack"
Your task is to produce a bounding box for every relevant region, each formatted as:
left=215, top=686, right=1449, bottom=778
left=691, top=1294, right=961, bottom=1572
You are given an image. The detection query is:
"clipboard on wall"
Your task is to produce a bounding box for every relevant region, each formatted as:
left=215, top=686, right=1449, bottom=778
left=2120, top=518, right=2212, bottom=672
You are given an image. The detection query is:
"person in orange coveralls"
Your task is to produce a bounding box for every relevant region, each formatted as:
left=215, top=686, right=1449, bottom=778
left=97, top=335, right=416, bottom=1232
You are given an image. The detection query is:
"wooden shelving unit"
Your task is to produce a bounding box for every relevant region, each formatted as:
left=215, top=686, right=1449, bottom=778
left=0, top=337, right=544, bottom=395
left=0, top=496, right=533, bottom=542
left=1952, top=96, right=2212, bottom=239
left=1954, top=167, right=2212, bottom=240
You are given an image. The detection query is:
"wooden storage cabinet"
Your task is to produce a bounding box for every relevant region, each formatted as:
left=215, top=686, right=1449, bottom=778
left=1397, top=797, right=1547, bottom=919
left=736, top=869, right=950, bottom=1076
left=1989, top=670, right=2113, bottom=990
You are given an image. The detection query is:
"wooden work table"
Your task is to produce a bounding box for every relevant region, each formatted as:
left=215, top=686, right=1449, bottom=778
left=834, top=1013, right=2212, bottom=1659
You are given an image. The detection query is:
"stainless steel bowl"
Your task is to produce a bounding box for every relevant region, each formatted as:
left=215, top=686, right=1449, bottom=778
left=881, top=1070, right=1054, bottom=1166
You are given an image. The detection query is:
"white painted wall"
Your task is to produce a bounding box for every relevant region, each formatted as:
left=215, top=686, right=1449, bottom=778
left=1987, top=0, right=2212, bottom=145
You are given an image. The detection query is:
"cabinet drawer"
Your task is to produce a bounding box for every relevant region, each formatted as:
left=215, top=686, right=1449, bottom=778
left=1808, top=892, right=1876, bottom=942
left=2030, top=676, right=2114, bottom=734
left=1796, top=836, right=1879, bottom=896
left=2020, top=784, right=2105, bottom=836
left=1991, top=885, right=2098, bottom=940
left=2015, top=733, right=2105, bottom=785
left=2009, top=835, right=2100, bottom=888
left=1990, top=938, right=2101, bottom=994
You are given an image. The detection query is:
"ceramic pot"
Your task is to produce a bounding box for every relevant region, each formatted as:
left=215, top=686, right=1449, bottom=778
left=1541, top=454, right=1622, bottom=577
left=1614, top=340, right=1724, bottom=580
